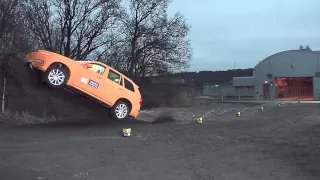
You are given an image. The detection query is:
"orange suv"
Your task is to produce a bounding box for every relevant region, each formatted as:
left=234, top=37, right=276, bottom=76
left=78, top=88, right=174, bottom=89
left=25, top=50, right=143, bottom=120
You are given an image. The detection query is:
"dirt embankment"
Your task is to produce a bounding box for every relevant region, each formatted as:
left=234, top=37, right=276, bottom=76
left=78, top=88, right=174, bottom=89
left=0, top=55, right=118, bottom=125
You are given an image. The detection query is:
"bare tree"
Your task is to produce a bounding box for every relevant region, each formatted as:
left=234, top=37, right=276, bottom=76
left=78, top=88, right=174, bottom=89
left=20, top=0, right=192, bottom=78
left=98, top=38, right=130, bottom=73
left=0, top=0, right=34, bottom=94
left=22, top=0, right=121, bottom=60
left=0, top=0, right=31, bottom=57
left=120, top=0, right=192, bottom=79
left=0, top=0, right=17, bottom=40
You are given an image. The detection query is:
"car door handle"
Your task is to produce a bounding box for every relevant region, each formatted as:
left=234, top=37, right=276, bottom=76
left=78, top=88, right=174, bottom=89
left=96, top=76, right=102, bottom=79
left=118, top=86, right=124, bottom=90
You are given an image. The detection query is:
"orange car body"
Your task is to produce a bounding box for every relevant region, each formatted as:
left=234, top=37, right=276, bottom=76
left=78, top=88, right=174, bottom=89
left=26, top=50, right=142, bottom=118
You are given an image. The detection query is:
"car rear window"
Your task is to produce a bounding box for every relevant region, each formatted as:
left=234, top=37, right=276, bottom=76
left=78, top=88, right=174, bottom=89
left=124, top=78, right=135, bottom=92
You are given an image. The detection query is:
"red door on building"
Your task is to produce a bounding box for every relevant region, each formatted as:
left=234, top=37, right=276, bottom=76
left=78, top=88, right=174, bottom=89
left=263, top=83, right=270, bottom=100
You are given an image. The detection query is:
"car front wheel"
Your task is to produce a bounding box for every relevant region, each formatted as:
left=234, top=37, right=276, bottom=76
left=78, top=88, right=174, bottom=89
left=110, top=101, right=130, bottom=120
left=43, top=64, right=68, bottom=88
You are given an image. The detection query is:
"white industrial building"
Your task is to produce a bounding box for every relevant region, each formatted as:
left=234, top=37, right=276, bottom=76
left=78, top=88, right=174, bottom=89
left=233, top=46, right=319, bottom=100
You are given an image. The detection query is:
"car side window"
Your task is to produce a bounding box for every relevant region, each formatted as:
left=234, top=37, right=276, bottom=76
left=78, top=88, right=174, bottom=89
left=124, top=78, right=135, bottom=92
left=119, top=76, right=123, bottom=86
left=107, top=69, right=122, bottom=84
left=88, top=64, right=105, bottom=75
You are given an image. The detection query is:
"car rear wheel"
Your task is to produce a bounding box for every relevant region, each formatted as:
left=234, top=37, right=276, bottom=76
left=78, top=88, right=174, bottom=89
left=110, top=101, right=130, bottom=120
left=44, top=64, right=68, bottom=88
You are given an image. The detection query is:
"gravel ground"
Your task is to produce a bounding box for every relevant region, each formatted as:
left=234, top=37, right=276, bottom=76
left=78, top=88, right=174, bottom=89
left=1, top=102, right=320, bottom=180
left=138, top=102, right=271, bottom=123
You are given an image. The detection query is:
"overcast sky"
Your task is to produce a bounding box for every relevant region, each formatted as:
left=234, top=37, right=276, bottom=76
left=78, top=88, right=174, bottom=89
left=168, top=0, right=320, bottom=72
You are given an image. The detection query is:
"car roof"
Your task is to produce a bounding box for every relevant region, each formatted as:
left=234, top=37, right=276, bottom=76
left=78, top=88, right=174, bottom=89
left=85, top=61, right=138, bottom=88
left=85, top=60, right=121, bottom=73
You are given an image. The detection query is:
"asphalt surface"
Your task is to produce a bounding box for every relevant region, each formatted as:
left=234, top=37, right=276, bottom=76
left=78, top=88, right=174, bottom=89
left=1, top=103, right=320, bottom=180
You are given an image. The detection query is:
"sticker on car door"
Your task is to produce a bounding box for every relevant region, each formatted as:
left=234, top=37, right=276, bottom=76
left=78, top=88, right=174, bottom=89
left=81, top=77, right=88, bottom=83
left=88, top=79, right=99, bottom=88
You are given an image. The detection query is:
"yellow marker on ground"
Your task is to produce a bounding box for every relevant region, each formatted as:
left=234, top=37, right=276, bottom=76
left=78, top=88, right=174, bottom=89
left=196, top=117, right=203, bottom=124
left=236, top=111, right=241, bottom=117
left=123, top=128, right=131, bottom=137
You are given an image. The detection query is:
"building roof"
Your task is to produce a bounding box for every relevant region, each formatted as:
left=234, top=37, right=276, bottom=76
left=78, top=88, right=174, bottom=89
left=254, top=49, right=320, bottom=69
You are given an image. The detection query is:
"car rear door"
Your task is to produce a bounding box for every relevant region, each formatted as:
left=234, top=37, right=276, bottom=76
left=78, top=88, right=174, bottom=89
left=123, top=78, right=140, bottom=111
left=97, top=68, right=126, bottom=105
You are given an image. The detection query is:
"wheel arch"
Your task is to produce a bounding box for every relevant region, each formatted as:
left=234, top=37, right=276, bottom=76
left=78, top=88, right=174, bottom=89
left=47, top=62, right=71, bottom=81
left=115, top=98, right=132, bottom=112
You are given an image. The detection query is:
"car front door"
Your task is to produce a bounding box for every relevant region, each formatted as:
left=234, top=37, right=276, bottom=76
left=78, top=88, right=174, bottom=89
left=72, top=63, right=106, bottom=99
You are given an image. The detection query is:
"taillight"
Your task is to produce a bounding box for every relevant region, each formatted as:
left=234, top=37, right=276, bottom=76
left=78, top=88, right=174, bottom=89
left=139, top=97, right=143, bottom=105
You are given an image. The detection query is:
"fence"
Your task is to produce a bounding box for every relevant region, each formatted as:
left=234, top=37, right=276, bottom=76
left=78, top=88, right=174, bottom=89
left=139, top=83, right=202, bottom=108
left=202, top=84, right=256, bottom=101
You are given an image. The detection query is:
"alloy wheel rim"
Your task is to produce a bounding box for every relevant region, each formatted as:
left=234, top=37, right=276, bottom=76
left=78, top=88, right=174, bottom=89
left=115, top=103, right=128, bottom=119
left=48, top=69, right=65, bottom=86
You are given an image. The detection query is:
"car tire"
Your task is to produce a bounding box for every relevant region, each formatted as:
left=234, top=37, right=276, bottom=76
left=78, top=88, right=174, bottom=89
left=110, top=101, right=130, bottom=120
left=43, top=64, right=68, bottom=89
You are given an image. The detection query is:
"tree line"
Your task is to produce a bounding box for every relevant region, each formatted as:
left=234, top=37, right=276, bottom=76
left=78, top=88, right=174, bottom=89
left=194, top=68, right=254, bottom=84
left=145, top=68, right=254, bottom=85
left=0, top=0, right=192, bottom=79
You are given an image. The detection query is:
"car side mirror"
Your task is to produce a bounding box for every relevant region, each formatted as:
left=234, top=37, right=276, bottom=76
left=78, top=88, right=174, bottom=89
left=84, top=63, right=93, bottom=68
